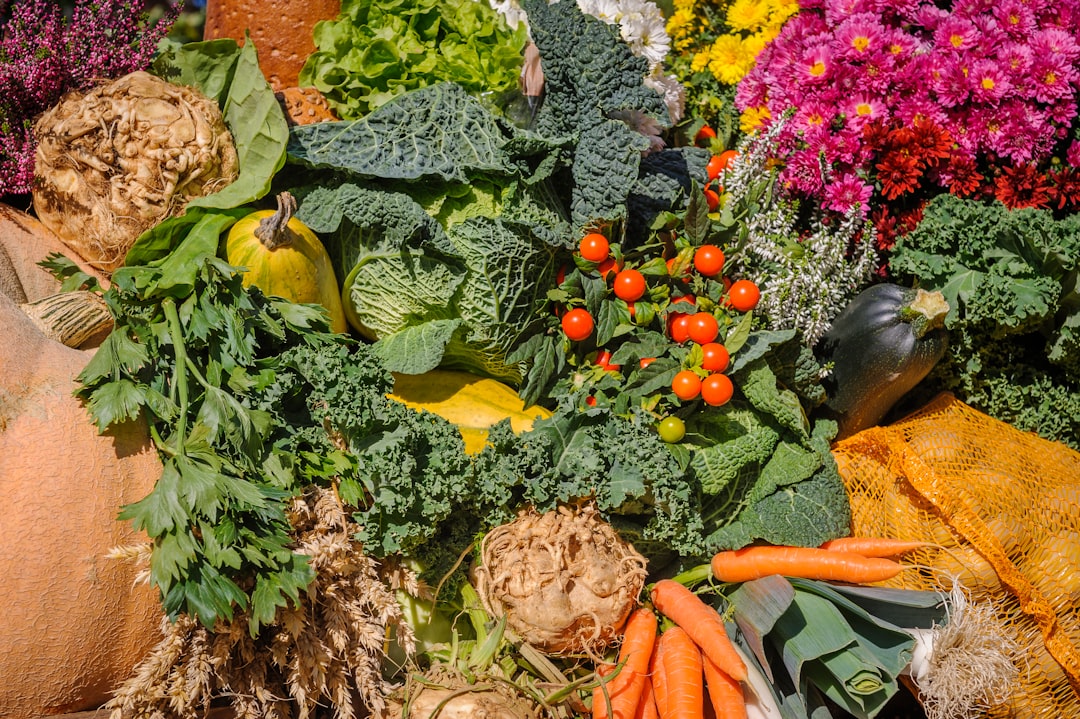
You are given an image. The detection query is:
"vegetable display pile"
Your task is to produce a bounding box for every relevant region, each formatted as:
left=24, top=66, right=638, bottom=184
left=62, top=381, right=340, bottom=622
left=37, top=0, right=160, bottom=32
left=7, top=0, right=1080, bottom=718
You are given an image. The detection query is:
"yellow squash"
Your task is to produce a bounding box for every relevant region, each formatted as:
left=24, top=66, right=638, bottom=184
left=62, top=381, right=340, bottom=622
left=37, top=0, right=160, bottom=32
left=225, top=192, right=347, bottom=333
left=388, top=369, right=551, bottom=454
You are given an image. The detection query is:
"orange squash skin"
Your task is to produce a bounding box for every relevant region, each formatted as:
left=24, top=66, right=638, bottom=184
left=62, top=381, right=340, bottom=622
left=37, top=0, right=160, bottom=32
left=0, top=207, right=162, bottom=717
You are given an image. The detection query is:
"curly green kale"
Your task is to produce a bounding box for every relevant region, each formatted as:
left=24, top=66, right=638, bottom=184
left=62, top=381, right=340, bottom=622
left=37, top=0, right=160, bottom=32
left=473, top=407, right=703, bottom=564
left=889, top=195, right=1080, bottom=448
left=473, top=331, right=850, bottom=565
left=519, top=0, right=702, bottom=230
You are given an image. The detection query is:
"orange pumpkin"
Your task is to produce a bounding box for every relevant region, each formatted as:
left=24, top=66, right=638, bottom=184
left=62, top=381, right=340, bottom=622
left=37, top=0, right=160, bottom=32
left=203, top=0, right=342, bottom=91
left=0, top=205, right=163, bottom=717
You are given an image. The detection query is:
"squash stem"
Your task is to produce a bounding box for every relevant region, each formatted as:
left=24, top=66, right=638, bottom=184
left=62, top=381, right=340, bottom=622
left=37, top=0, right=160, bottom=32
left=899, top=288, right=950, bottom=339
left=254, top=191, right=299, bottom=250
left=162, top=298, right=188, bottom=454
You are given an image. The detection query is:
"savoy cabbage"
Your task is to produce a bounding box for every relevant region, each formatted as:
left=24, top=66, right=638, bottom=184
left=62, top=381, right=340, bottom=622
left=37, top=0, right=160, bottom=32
left=283, top=0, right=708, bottom=384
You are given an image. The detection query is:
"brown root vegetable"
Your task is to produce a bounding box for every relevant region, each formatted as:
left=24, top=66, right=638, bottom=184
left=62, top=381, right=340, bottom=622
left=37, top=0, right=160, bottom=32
left=387, top=664, right=543, bottom=719
left=471, top=503, right=647, bottom=656
left=21, top=290, right=113, bottom=348
left=32, top=71, right=239, bottom=273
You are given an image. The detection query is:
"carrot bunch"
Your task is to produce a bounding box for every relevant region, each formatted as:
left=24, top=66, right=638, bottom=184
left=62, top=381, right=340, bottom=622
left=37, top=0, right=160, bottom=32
left=710, top=538, right=923, bottom=585
left=592, top=538, right=920, bottom=719
left=593, top=581, right=748, bottom=719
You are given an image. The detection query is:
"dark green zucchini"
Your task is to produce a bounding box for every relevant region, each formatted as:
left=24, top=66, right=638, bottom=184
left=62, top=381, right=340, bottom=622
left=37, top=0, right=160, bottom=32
left=815, top=283, right=949, bottom=440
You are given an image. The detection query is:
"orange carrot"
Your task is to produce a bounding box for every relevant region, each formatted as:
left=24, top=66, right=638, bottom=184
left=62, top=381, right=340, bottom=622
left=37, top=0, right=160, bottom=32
left=650, top=633, right=669, bottom=717
left=635, top=677, right=660, bottom=719
left=650, top=579, right=747, bottom=683
left=658, top=626, right=704, bottom=719
left=711, top=545, right=904, bottom=584
left=819, top=537, right=930, bottom=558
left=594, top=608, right=659, bottom=719
left=703, top=650, right=747, bottom=719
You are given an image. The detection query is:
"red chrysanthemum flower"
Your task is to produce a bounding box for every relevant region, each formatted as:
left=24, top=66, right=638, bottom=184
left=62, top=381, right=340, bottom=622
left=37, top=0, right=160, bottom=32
left=1050, top=165, right=1080, bottom=211
left=941, top=153, right=986, bottom=197
left=994, top=163, right=1054, bottom=209
left=910, top=117, right=953, bottom=167
left=876, top=151, right=922, bottom=199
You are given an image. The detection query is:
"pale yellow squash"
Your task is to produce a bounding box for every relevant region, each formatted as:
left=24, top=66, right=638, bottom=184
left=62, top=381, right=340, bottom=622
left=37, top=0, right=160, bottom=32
left=388, top=369, right=551, bottom=454
left=225, top=192, right=348, bottom=333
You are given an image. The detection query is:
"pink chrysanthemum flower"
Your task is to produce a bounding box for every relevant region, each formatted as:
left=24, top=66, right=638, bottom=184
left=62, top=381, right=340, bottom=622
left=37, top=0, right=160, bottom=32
left=993, top=0, right=1037, bottom=40
left=934, top=16, right=979, bottom=52
left=1029, top=56, right=1075, bottom=103
left=1066, top=141, right=1080, bottom=167
left=845, top=95, right=888, bottom=130
left=969, top=58, right=1010, bottom=104
left=823, top=172, right=874, bottom=216
left=933, top=59, right=972, bottom=107
left=799, top=44, right=835, bottom=84
left=794, top=99, right=837, bottom=134
left=1030, top=27, right=1080, bottom=63
left=781, top=147, right=830, bottom=196
left=834, top=14, right=888, bottom=60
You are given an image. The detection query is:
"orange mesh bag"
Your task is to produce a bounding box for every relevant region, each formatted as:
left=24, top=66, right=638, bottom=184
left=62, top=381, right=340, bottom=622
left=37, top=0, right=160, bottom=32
left=831, top=392, right=1080, bottom=719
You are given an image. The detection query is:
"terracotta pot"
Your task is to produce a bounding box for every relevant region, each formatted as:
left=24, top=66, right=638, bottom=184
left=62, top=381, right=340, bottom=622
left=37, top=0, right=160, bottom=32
left=203, top=0, right=342, bottom=90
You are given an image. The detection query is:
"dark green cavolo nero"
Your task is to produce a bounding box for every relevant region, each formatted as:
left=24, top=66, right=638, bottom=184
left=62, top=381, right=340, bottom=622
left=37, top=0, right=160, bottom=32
left=814, top=283, right=949, bottom=441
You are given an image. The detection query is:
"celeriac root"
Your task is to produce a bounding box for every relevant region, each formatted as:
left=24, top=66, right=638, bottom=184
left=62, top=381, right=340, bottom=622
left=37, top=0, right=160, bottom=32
left=471, top=502, right=647, bottom=657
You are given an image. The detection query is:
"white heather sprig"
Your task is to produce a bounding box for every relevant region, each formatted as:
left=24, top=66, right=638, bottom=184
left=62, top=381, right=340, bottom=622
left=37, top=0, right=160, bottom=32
left=724, top=124, right=879, bottom=347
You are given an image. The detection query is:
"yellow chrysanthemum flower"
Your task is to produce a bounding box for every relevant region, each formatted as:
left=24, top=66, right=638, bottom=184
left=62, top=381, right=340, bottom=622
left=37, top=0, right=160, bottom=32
left=767, top=0, right=800, bottom=27
left=691, top=50, right=711, bottom=73
left=708, top=35, right=752, bottom=85
left=739, top=105, right=771, bottom=133
left=666, top=8, right=697, bottom=45
left=743, top=33, right=769, bottom=59
left=727, top=0, right=771, bottom=33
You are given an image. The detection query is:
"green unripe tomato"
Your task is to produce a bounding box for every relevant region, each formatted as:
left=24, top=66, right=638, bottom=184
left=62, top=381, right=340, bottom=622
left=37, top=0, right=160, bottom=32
left=657, top=416, right=686, bottom=443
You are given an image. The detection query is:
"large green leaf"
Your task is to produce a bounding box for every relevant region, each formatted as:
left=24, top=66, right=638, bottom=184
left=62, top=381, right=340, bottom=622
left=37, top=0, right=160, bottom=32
left=287, top=83, right=517, bottom=183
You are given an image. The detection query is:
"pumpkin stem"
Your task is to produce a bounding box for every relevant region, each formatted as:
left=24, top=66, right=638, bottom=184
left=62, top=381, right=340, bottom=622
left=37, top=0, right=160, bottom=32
left=902, top=288, right=950, bottom=339
left=254, top=192, right=301, bottom=250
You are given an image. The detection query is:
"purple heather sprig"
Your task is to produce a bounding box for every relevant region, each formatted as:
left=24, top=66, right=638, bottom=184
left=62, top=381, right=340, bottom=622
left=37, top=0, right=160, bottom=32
left=0, top=0, right=179, bottom=196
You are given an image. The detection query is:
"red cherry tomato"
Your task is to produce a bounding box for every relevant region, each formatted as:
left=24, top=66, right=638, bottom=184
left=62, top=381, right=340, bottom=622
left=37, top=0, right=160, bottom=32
left=579, top=233, right=610, bottom=262
left=666, top=256, right=691, bottom=277
left=717, top=149, right=738, bottom=169
left=700, top=342, right=730, bottom=372
left=639, top=357, right=656, bottom=369
left=727, top=279, right=761, bottom=312
left=669, top=313, right=692, bottom=343
left=671, top=294, right=696, bottom=308
left=613, top=268, right=647, bottom=302
left=595, top=349, right=621, bottom=372
left=704, top=188, right=720, bottom=212
left=585, top=394, right=597, bottom=407
left=701, top=373, right=734, bottom=406
left=687, top=312, right=720, bottom=344
left=707, top=154, right=726, bottom=181
left=598, top=257, right=621, bottom=280
left=693, top=245, right=725, bottom=277
left=556, top=264, right=568, bottom=285
left=672, top=370, right=703, bottom=401
left=561, top=307, right=594, bottom=341
left=694, top=125, right=717, bottom=146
